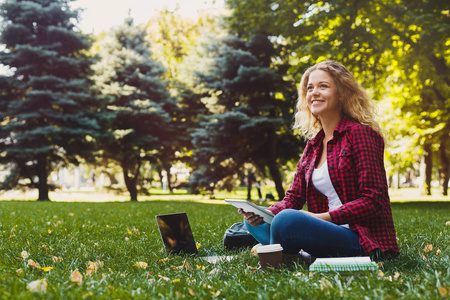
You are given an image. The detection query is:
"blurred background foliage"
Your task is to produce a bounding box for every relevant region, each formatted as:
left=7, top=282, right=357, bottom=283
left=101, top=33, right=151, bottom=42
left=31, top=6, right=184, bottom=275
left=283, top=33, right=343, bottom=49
left=0, top=0, right=449, bottom=201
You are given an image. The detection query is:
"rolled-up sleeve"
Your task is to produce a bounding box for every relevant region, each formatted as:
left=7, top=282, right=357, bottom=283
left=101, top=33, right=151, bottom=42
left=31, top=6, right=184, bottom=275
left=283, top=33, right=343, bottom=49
left=267, top=146, right=310, bottom=214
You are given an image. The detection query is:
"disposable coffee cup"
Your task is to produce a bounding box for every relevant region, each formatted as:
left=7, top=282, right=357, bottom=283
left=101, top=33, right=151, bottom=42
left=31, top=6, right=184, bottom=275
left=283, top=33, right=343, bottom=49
left=257, top=244, right=283, bottom=269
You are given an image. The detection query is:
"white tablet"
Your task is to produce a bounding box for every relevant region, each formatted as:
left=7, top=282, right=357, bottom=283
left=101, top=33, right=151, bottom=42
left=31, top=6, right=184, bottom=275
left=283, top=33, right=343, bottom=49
left=225, top=199, right=274, bottom=224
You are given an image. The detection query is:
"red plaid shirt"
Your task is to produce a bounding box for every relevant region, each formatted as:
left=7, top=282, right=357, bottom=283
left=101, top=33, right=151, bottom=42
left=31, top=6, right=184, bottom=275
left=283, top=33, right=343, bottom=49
left=268, top=117, right=399, bottom=256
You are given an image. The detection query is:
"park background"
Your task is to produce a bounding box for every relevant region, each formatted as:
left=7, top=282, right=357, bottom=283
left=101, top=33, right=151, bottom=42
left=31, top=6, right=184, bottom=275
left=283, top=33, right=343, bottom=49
left=0, top=1, right=449, bottom=299
left=0, top=0, right=449, bottom=202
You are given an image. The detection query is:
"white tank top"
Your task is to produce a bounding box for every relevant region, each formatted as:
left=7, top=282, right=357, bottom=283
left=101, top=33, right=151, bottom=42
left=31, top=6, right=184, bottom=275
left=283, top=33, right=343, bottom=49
left=312, top=161, right=349, bottom=229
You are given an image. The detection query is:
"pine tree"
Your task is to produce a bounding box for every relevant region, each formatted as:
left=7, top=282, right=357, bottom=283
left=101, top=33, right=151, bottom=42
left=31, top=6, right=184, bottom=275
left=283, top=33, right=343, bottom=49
left=92, top=18, right=176, bottom=201
left=191, top=35, right=302, bottom=199
left=0, top=0, right=100, bottom=200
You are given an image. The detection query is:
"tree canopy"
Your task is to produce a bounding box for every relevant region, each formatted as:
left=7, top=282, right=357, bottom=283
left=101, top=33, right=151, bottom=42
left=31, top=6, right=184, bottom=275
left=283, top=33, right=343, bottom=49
left=0, top=0, right=100, bottom=200
left=190, top=34, right=303, bottom=199
left=92, top=17, right=177, bottom=201
left=0, top=0, right=448, bottom=199
left=225, top=0, right=450, bottom=195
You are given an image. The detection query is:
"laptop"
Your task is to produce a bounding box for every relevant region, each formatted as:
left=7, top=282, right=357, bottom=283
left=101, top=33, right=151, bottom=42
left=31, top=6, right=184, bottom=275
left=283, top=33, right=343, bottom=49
left=155, top=212, right=198, bottom=255
left=155, top=212, right=234, bottom=262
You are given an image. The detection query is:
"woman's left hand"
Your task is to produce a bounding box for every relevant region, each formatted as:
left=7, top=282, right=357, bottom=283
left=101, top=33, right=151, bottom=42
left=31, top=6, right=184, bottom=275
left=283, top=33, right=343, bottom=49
left=238, top=208, right=266, bottom=226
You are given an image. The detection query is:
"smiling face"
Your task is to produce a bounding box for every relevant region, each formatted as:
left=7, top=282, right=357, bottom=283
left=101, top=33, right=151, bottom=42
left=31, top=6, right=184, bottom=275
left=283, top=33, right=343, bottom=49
left=306, top=70, right=341, bottom=120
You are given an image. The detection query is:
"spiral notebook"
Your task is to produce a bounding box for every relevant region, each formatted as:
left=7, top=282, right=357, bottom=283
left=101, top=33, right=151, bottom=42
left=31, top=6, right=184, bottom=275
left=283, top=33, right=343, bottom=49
left=309, top=256, right=379, bottom=272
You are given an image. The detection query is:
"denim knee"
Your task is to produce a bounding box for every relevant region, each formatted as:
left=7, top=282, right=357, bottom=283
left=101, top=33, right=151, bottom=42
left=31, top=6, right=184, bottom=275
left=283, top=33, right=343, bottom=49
left=271, top=209, right=308, bottom=242
left=272, top=209, right=308, bottom=228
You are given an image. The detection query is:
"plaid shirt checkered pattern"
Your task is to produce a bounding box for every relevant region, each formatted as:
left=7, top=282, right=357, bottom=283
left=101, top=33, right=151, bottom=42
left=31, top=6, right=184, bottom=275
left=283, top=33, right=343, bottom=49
left=268, top=117, right=399, bottom=256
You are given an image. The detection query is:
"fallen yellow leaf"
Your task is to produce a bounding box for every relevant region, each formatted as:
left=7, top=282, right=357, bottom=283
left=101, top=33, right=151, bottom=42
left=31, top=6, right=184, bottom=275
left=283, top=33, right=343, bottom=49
left=27, top=259, right=41, bottom=270
left=86, top=261, right=103, bottom=276
left=132, top=227, right=140, bottom=235
left=134, top=262, right=148, bottom=270
left=438, top=286, right=449, bottom=297
left=41, top=267, right=54, bottom=272
left=188, top=288, right=195, bottom=296
left=424, top=244, right=433, bottom=253
left=27, top=278, right=47, bottom=293
left=70, top=270, right=83, bottom=286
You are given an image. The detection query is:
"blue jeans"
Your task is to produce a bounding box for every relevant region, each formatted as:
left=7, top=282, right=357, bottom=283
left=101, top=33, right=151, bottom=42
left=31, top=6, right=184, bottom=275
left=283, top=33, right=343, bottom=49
left=244, top=209, right=363, bottom=257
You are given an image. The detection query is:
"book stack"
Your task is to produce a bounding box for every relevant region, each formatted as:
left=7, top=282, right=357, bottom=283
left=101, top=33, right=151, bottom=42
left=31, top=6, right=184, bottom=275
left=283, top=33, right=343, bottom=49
left=309, top=256, right=378, bottom=273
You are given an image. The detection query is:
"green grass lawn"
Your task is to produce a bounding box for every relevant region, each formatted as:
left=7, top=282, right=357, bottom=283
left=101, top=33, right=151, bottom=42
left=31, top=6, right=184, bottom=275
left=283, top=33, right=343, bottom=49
left=0, top=200, right=449, bottom=299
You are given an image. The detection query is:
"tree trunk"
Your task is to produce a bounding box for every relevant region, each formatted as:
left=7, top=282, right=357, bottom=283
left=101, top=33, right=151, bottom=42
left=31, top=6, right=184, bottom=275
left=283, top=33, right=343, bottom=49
left=167, top=167, right=173, bottom=193
left=36, top=156, right=50, bottom=201
left=156, top=165, right=163, bottom=189
left=265, top=128, right=285, bottom=200
left=267, top=159, right=284, bottom=201
left=122, top=160, right=141, bottom=201
left=424, top=143, right=433, bottom=196
left=439, top=133, right=450, bottom=196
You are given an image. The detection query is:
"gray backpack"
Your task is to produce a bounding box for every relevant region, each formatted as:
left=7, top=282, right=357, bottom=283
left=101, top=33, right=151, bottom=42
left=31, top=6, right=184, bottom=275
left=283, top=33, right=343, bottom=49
left=223, top=222, right=258, bottom=250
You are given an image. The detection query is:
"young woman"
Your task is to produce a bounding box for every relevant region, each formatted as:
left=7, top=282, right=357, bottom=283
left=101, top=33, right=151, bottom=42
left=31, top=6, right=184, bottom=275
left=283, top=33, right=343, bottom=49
left=239, top=60, right=399, bottom=259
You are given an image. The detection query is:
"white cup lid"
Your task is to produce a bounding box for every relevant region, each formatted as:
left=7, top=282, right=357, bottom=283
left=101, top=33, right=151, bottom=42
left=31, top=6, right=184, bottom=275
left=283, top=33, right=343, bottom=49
left=256, top=243, right=283, bottom=254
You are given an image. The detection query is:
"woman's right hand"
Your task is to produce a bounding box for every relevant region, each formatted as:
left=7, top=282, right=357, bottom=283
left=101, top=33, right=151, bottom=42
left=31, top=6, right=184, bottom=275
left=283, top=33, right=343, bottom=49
left=238, top=208, right=265, bottom=226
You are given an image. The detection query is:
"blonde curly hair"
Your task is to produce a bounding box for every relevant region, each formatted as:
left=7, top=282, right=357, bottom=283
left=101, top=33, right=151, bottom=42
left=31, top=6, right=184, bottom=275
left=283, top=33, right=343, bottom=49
left=294, top=60, right=383, bottom=139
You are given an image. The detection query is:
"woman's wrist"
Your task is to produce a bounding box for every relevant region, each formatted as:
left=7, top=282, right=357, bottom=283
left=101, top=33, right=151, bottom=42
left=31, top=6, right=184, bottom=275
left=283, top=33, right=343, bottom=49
left=318, top=212, right=331, bottom=222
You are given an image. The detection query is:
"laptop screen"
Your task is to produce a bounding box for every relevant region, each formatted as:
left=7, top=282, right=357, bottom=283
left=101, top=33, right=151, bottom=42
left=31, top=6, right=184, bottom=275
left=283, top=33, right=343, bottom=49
left=155, top=213, right=198, bottom=255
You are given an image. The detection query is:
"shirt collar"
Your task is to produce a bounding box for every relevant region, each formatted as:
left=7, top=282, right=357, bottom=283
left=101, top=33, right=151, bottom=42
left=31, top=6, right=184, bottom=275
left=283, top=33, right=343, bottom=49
left=334, top=116, right=353, bottom=134
left=310, top=116, right=353, bottom=146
